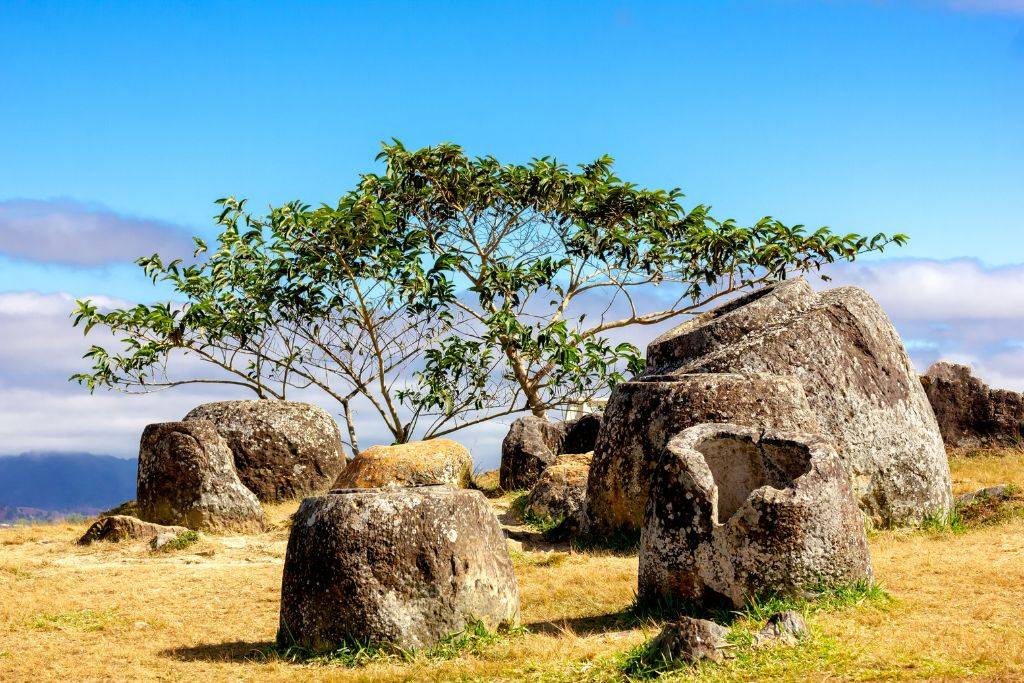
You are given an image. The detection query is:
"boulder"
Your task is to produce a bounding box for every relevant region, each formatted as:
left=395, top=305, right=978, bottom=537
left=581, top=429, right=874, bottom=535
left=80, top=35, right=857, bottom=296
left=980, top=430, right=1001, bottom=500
left=499, top=413, right=601, bottom=490
left=641, top=617, right=731, bottom=667
left=332, top=439, right=472, bottom=489
left=639, top=424, right=872, bottom=608
left=921, top=362, right=1024, bottom=449
left=77, top=515, right=188, bottom=545
left=137, top=420, right=265, bottom=533
left=278, top=486, right=519, bottom=651
left=652, top=280, right=952, bottom=525
left=523, top=453, right=591, bottom=525
left=183, top=400, right=346, bottom=502
left=585, top=373, right=821, bottom=533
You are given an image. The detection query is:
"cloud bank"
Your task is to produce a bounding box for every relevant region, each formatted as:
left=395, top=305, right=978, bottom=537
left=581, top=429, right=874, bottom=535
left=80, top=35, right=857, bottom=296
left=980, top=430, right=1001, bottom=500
left=0, top=256, right=1021, bottom=464
left=0, top=199, right=195, bottom=266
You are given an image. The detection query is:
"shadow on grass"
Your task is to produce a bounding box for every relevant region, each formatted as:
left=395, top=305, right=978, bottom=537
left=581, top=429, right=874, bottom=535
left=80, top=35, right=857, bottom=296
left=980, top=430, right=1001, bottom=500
left=162, top=640, right=275, bottom=663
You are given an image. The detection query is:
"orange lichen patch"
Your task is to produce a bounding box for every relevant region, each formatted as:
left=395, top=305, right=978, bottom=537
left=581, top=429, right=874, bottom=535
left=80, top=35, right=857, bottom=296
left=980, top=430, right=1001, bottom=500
left=333, top=439, right=473, bottom=489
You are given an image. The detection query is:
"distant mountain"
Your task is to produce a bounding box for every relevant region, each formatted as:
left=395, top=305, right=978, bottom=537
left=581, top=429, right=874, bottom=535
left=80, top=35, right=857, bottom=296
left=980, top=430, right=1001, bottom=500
left=0, top=452, right=136, bottom=522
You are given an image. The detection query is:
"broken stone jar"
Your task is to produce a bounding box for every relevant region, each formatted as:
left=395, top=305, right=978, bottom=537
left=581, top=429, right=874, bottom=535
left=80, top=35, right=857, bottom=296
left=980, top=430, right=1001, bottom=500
left=638, top=423, right=872, bottom=608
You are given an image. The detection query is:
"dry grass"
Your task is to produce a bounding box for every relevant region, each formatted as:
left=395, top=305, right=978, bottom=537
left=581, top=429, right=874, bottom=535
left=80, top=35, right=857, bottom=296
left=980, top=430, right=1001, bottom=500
left=2, top=451, right=1023, bottom=682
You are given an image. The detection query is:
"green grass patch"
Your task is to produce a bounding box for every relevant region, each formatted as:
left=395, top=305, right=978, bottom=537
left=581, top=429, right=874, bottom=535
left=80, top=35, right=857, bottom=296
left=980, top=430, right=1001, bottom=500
left=612, top=581, right=892, bottom=680
left=507, top=491, right=565, bottom=534
left=156, top=530, right=201, bottom=552
left=264, top=620, right=524, bottom=667
left=29, top=608, right=120, bottom=632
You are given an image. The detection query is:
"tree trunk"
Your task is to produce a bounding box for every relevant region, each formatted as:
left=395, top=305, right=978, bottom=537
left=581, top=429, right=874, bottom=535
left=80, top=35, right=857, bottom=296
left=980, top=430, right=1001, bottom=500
left=341, top=399, right=360, bottom=458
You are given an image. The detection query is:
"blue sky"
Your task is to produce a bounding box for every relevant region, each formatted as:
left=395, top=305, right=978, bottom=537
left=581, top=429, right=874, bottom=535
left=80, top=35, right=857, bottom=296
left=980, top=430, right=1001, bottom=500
left=0, top=0, right=1022, bottom=462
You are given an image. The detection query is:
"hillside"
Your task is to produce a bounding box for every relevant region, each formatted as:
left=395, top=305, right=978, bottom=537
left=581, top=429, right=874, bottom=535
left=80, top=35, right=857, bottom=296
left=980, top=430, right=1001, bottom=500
left=0, top=453, right=136, bottom=522
left=0, top=449, right=1022, bottom=681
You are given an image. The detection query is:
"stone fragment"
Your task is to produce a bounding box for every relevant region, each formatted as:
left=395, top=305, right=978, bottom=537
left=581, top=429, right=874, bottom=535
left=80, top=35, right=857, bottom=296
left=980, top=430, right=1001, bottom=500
left=639, top=423, right=872, bottom=608
left=278, top=486, right=519, bottom=651
left=150, top=531, right=178, bottom=550
left=955, top=484, right=1012, bottom=506
left=585, top=373, right=821, bottom=533
left=137, top=420, right=265, bottom=533
left=77, top=515, right=188, bottom=545
left=522, top=453, right=591, bottom=525
left=332, top=439, right=472, bottom=489
left=752, top=610, right=808, bottom=648
left=184, top=400, right=346, bottom=502
left=921, top=362, right=1024, bottom=449
left=499, top=413, right=601, bottom=491
left=653, top=280, right=951, bottom=525
left=642, top=617, right=731, bottom=666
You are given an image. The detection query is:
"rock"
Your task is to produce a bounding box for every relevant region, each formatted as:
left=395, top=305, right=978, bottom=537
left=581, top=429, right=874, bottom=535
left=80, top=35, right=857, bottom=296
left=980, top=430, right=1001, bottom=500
left=639, top=423, right=872, bottom=608
left=921, top=362, right=1024, bottom=449
left=523, top=453, right=591, bottom=525
left=647, top=278, right=817, bottom=372
left=955, top=485, right=1012, bottom=506
left=642, top=617, right=731, bottom=666
left=150, top=531, right=178, bottom=550
left=183, top=400, right=346, bottom=503
left=77, top=515, right=188, bottom=545
left=653, top=280, right=952, bottom=525
left=278, top=486, right=519, bottom=651
left=499, top=413, right=602, bottom=491
left=137, top=420, right=265, bottom=533
left=332, top=439, right=473, bottom=489
left=752, top=610, right=808, bottom=648
left=585, top=373, right=821, bottom=533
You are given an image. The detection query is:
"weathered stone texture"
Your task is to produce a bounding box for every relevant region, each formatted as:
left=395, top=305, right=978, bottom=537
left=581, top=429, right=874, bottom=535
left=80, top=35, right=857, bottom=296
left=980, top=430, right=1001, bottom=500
left=184, top=400, right=346, bottom=503
left=332, top=439, right=472, bottom=489
left=278, top=486, right=519, bottom=651
left=78, top=515, right=188, bottom=545
left=585, top=373, right=820, bottom=533
left=653, top=281, right=951, bottom=524
left=499, top=413, right=601, bottom=490
left=639, top=424, right=872, bottom=608
left=523, top=453, right=591, bottom=524
left=641, top=618, right=731, bottom=666
left=137, top=420, right=265, bottom=533
left=921, top=362, right=1024, bottom=448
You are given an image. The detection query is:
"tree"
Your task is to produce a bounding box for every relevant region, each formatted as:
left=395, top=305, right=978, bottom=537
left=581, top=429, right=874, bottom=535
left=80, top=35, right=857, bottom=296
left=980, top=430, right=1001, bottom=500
left=71, top=192, right=454, bottom=454
left=360, top=141, right=906, bottom=435
left=72, top=140, right=906, bottom=446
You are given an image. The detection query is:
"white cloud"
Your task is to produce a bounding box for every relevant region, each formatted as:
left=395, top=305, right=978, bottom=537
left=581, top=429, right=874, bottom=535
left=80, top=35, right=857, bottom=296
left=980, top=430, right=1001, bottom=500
left=0, top=199, right=195, bottom=266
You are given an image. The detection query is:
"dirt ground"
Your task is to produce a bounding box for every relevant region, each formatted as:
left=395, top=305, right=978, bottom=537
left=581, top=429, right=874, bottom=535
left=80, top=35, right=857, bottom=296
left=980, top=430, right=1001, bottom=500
left=1, top=449, right=1022, bottom=682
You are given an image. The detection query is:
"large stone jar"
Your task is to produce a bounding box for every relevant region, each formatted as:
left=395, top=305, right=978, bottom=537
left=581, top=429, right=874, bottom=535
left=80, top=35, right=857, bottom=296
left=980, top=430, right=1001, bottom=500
left=639, top=423, right=872, bottom=608
left=278, top=486, right=519, bottom=651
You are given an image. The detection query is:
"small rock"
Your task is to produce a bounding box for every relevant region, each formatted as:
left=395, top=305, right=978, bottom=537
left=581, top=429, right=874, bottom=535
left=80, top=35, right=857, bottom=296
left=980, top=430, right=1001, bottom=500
left=522, top=453, right=591, bottom=526
left=752, top=610, right=808, bottom=648
left=956, top=485, right=1011, bottom=506
left=642, top=617, right=731, bottom=666
left=150, top=531, right=178, bottom=550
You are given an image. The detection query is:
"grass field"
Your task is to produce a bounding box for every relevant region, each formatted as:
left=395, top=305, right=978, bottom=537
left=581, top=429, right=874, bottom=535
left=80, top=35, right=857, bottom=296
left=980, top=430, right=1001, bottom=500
left=1, top=449, right=1022, bottom=682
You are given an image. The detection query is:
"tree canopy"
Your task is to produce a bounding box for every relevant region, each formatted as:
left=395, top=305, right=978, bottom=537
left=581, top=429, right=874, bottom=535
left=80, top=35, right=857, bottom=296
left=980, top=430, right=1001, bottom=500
left=72, top=141, right=906, bottom=449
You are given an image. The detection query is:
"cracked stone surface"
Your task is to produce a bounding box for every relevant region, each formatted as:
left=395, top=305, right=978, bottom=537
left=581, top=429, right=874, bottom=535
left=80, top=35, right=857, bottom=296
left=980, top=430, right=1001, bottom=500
left=585, top=373, right=821, bottom=534
left=137, top=420, right=265, bottom=533
left=278, top=486, right=519, bottom=651
left=638, top=423, right=872, bottom=608
left=647, top=278, right=952, bottom=525
left=184, top=400, right=346, bottom=503
left=332, top=439, right=473, bottom=489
